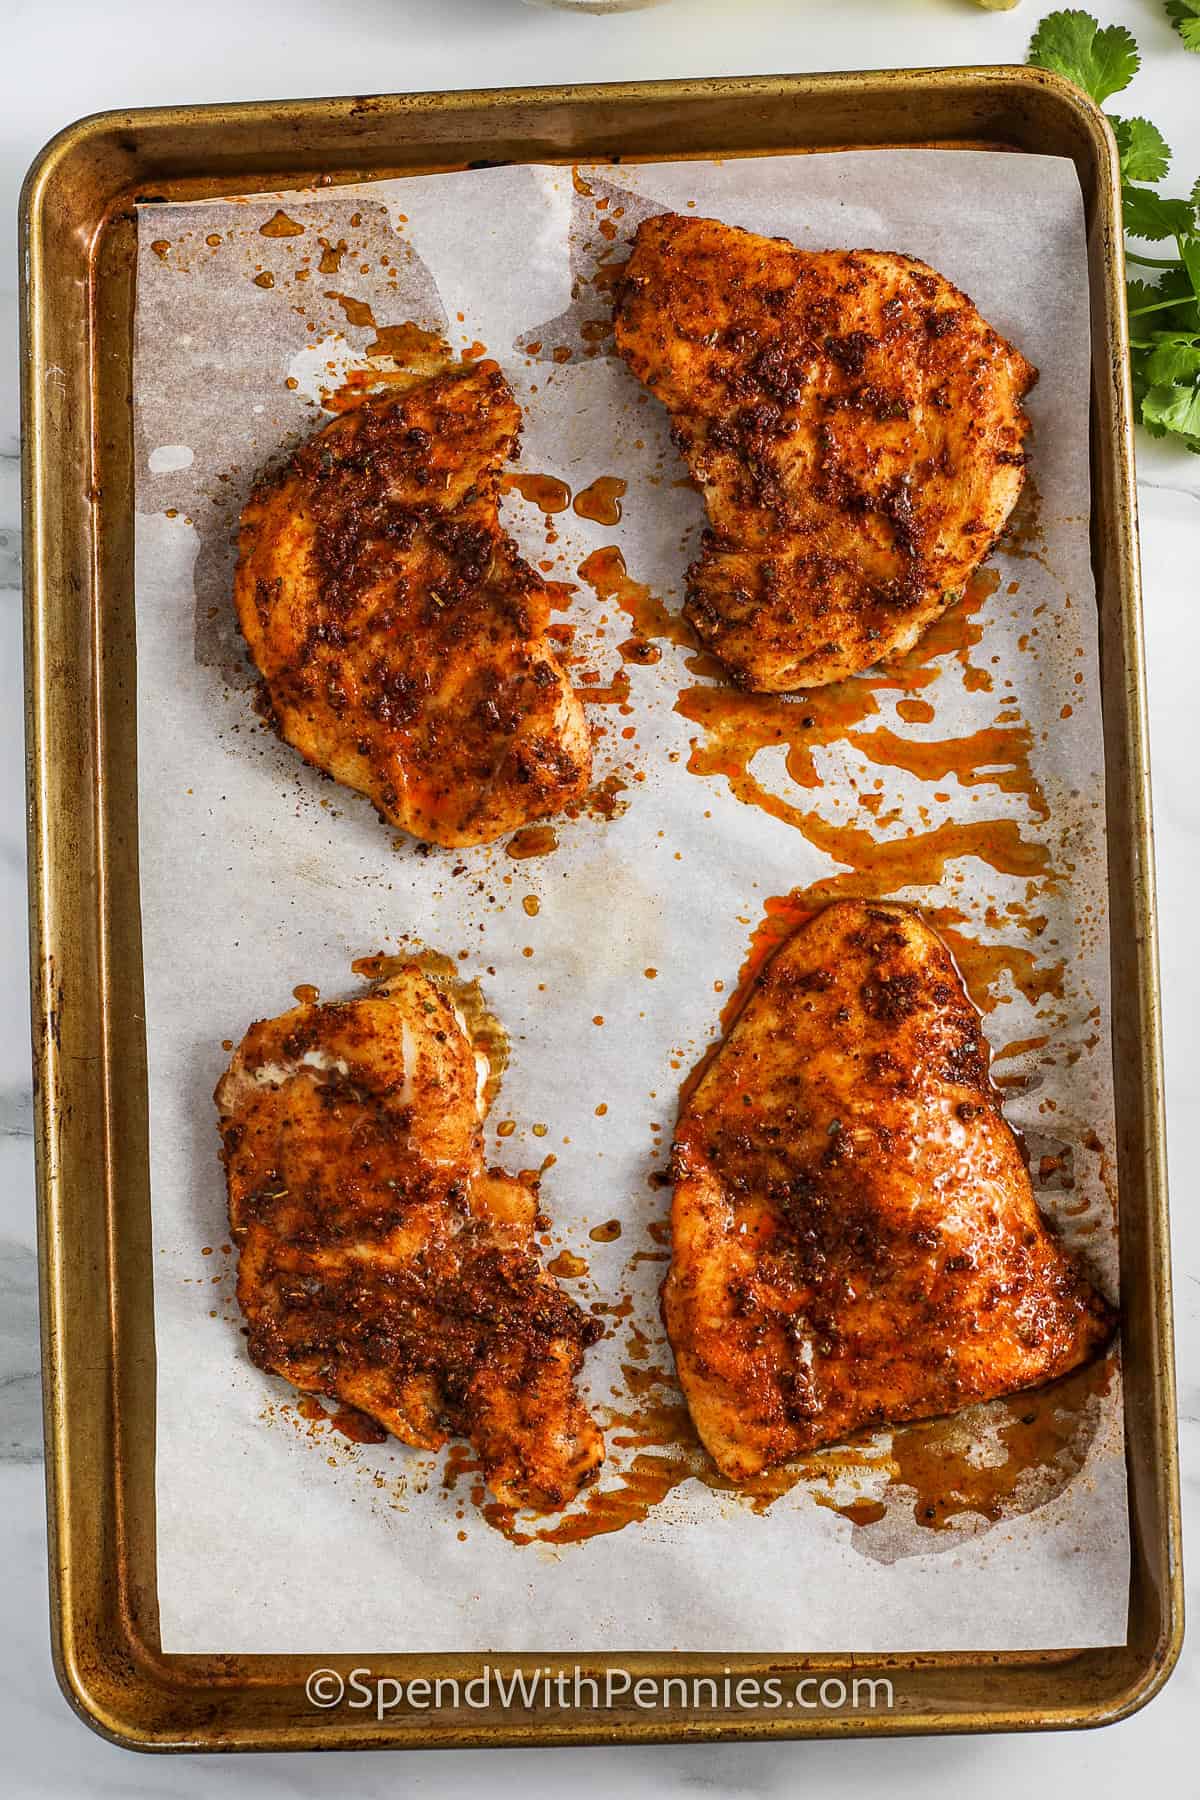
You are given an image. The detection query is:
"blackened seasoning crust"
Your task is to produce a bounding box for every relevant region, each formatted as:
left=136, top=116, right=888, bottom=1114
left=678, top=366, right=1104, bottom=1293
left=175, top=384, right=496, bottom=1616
left=665, top=900, right=1113, bottom=1481
left=613, top=214, right=1037, bottom=692
left=216, top=968, right=605, bottom=1511
left=233, top=365, right=590, bottom=847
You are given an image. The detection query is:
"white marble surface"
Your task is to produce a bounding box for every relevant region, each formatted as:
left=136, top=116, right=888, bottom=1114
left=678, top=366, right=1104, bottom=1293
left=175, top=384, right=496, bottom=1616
left=2, top=0, right=1195, bottom=1790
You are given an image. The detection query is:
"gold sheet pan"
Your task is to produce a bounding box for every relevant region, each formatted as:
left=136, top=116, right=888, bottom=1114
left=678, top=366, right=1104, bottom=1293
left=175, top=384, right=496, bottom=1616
left=20, top=65, right=1182, bottom=1750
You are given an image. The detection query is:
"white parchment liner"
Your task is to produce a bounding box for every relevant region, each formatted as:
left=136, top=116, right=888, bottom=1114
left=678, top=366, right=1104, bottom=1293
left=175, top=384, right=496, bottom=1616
left=133, top=150, right=1128, bottom=1654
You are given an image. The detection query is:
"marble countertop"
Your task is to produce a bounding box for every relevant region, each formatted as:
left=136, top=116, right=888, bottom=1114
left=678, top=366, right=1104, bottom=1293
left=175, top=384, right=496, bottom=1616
left=2, top=2, right=1195, bottom=1792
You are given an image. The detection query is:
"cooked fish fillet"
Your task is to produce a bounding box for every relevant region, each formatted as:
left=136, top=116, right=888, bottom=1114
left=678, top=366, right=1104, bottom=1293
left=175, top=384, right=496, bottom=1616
left=234, top=364, right=590, bottom=847
left=665, top=901, right=1113, bottom=1480
left=216, top=966, right=605, bottom=1511
left=613, top=213, right=1036, bottom=691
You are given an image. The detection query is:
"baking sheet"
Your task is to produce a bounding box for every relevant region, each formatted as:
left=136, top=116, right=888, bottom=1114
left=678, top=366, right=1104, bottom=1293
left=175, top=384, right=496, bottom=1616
left=133, top=149, right=1128, bottom=1655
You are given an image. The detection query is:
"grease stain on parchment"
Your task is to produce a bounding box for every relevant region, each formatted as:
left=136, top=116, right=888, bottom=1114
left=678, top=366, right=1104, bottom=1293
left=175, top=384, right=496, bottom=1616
left=514, top=170, right=665, bottom=366
left=161, top=160, right=1120, bottom=1608
left=134, top=194, right=447, bottom=689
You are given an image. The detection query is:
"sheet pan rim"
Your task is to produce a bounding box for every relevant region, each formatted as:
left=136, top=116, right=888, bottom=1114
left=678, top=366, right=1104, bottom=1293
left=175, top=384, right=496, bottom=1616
left=22, top=59, right=1182, bottom=1750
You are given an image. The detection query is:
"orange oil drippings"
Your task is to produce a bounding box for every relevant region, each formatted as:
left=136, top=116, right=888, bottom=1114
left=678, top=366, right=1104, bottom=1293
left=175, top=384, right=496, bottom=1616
left=567, top=772, right=630, bottom=823
left=505, top=824, right=560, bottom=860
left=324, top=289, right=376, bottom=328
left=994, top=1033, right=1051, bottom=1064
left=676, top=678, right=880, bottom=809
left=575, top=669, right=632, bottom=708
left=319, top=319, right=461, bottom=411
left=503, top=472, right=572, bottom=514
left=893, top=566, right=999, bottom=690
left=848, top=723, right=1049, bottom=821
left=260, top=209, right=305, bottom=238
left=317, top=236, right=347, bottom=273
left=675, top=569, right=1011, bottom=847
left=620, top=637, right=661, bottom=666
left=896, top=698, right=935, bottom=724
left=820, top=1497, right=889, bottom=1527
left=776, top=813, right=1050, bottom=896
left=576, top=546, right=695, bottom=649
left=480, top=1347, right=1111, bottom=1547
left=366, top=322, right=452, bottom=363
left=573, top=477, right=627, bottom=526
left=1000, top=474, right=1048, bottom=569
left=888, top=1355, right=1112, bottom=1530
left=590, top=258, right=629, bottom=298
left=927, top=908, right=1065, bottom=1015
left=547, top=1250, right=588, bottom=1279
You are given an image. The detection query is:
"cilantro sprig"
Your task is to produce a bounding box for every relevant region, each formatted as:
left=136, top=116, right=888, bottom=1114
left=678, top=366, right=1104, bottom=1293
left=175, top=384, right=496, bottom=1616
left=1166, top=2, right=1200, bottom=54
left=1029, top=11, right=1140, bottom=98
left=1029, top=8, right=1200, bottom=452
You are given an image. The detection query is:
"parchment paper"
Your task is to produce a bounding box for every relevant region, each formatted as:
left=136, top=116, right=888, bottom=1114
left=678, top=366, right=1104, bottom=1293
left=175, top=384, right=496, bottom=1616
left=133, top=150, right=1129, bottom=1654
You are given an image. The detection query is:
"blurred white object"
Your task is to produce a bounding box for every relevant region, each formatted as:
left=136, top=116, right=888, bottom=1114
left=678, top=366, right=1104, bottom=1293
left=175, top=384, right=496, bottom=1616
left=523, top=1, right=671, bottom=11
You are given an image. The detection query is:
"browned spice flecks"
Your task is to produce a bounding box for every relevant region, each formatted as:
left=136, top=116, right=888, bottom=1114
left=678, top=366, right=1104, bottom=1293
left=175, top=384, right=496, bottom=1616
left=216, top=964, right=605, bottom=1513
left=665, top=900, right=1113, bottom=1482
left=233, top=364, right=591, bottom=847
left=613, top=213, right=1035, bottom=690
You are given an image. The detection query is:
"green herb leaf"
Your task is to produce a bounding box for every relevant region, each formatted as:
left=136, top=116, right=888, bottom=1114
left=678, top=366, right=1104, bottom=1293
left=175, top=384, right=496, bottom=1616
left=1142, top=379, right=1200, bottom=444
left=1166, top=1, right=1200, bottom=53
left=1112, top=116, right=1172, bottom=183
left=1149, top=264, right=1200, bottom=330
left=1122, top=184, right=1196, bottom=241
left=1029, top=10, right=1140, bottom=100
left=1182, top=236, right=1200, bottom=299
left=1031, top=10, right=1200, bottom=453
left=1126, top=278, right=1162, bottom=314
left=1142, top=333, right=1200, bottom=385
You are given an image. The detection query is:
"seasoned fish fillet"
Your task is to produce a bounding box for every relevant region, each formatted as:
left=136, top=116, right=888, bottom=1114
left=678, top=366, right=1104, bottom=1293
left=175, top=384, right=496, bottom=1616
left=613, top=213, right=1036, bottom=690
left=216, top=966, right=605, bottom=1511
left=665, top=901, right=1113, bottom=1480
left=234, top=364, right=590, bottom=846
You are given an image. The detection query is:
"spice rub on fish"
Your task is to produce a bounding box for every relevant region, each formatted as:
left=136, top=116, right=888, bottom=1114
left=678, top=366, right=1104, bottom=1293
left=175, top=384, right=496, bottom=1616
left=665, top=901, right=1113, bottom=1481
left=216, top=966, right=605, bottom=1511
left=234, top=364, right=590, bottom=846
left=613, top=213, right=1036, bottom=691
